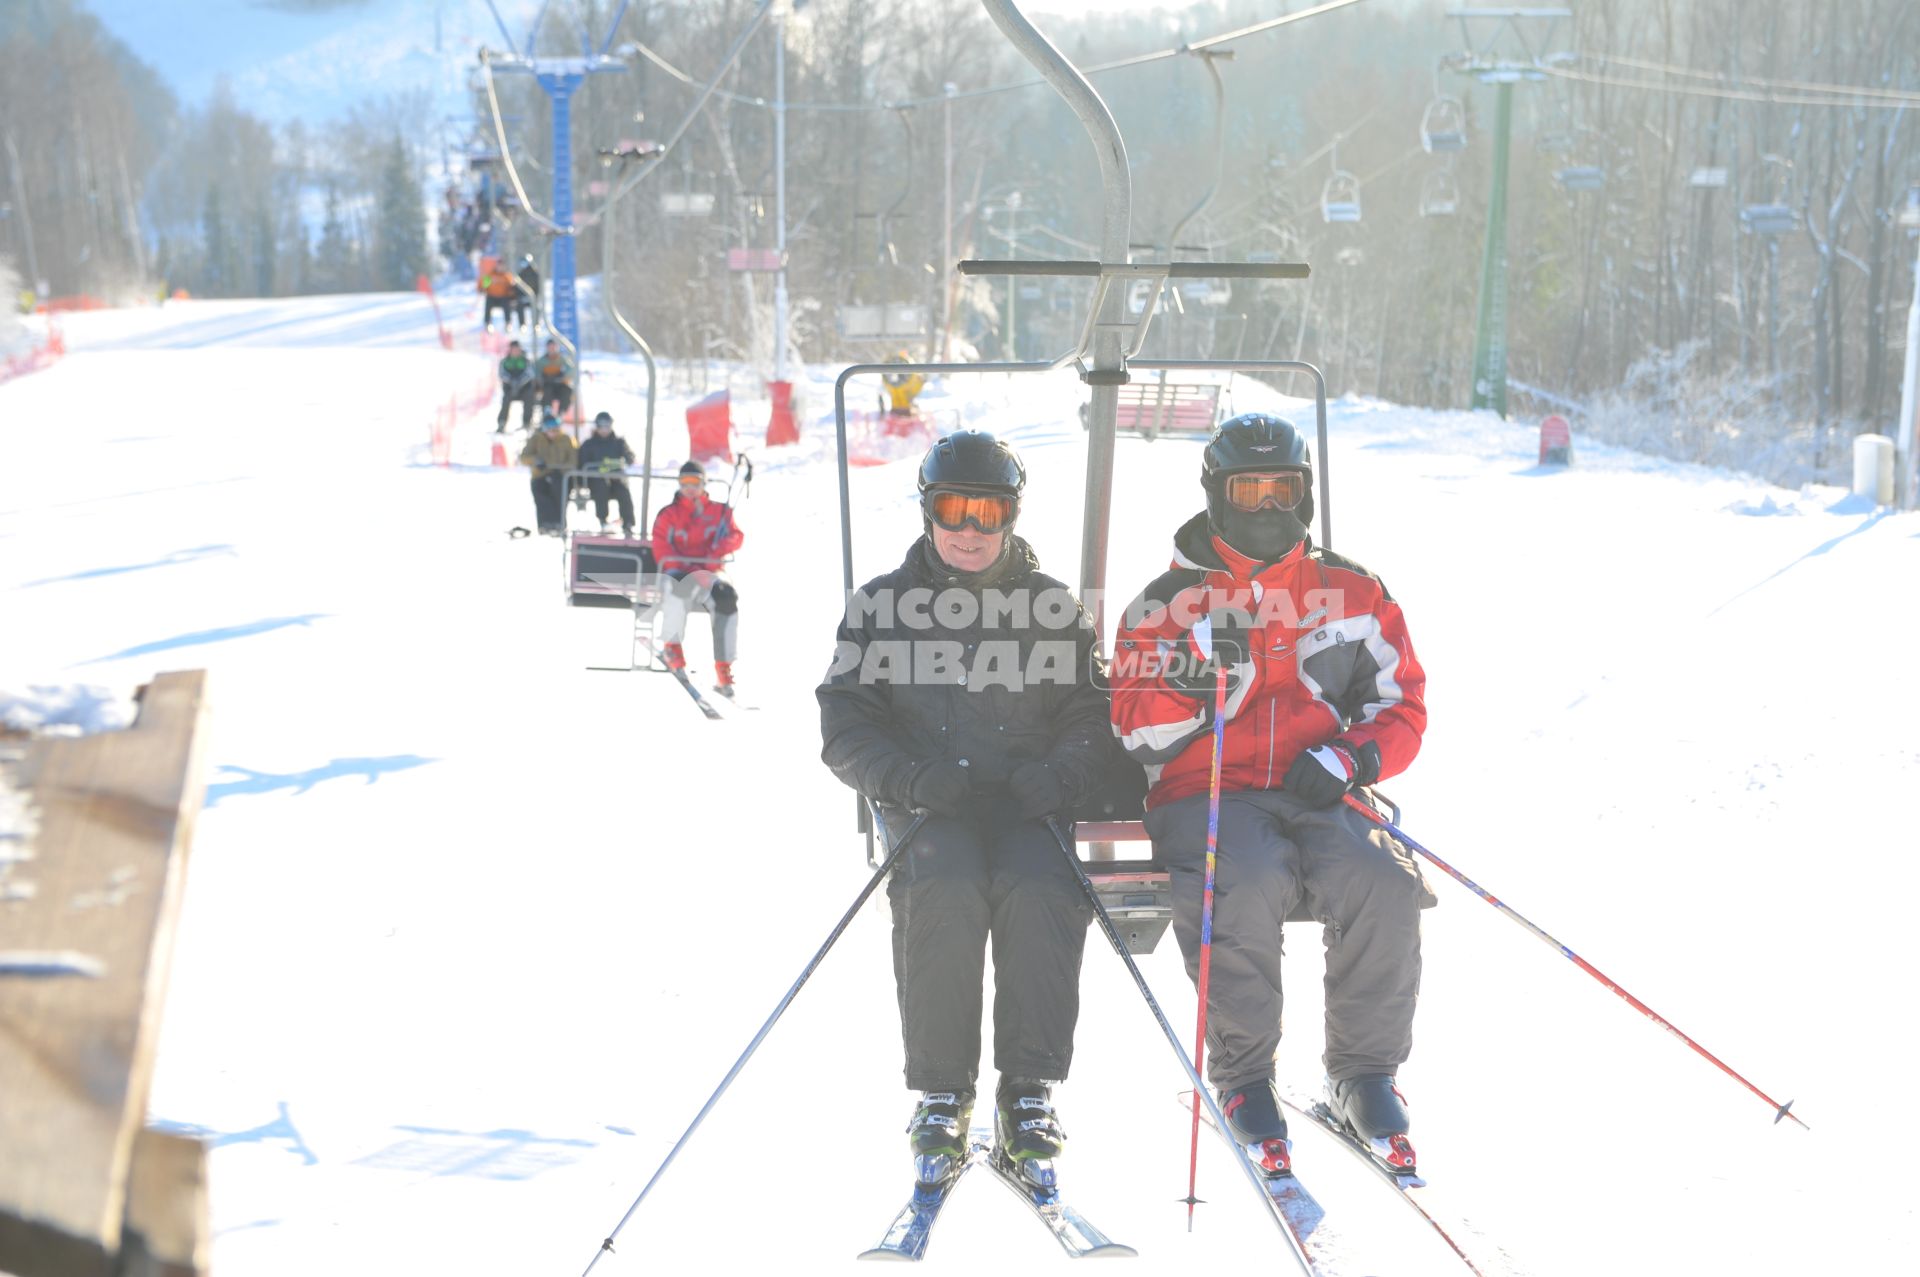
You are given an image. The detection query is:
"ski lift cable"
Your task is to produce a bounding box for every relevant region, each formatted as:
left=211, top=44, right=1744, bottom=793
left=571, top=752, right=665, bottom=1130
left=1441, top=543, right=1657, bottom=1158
left=589, top=1, right=780, bottom=227
left=616, top=0, right=1374, bottom=117
left=478, top=49, right=572, bottom=237
left=1584, top=50, right=1920, bottom=106
left=1544, top=63, right=1920, bottom=110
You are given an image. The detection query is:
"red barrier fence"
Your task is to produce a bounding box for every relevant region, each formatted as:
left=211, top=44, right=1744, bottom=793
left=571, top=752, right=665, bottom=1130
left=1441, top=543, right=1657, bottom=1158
left=0, top=324, right=65, bottom=386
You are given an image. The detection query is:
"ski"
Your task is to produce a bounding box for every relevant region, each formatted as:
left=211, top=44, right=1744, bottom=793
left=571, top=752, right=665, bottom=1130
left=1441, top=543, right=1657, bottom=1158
left=1281, top=1092, right=1513, bottom=1277
left=669, top=668, right=723, bottom=720
left=860, top=1123, right=1134, bottom=1261
left=1176, top=1091, right=1331, bottom=1268
left=856, top=1159, right=978, bottom=1262
left=980, top=1143, right=1136, bottom=1259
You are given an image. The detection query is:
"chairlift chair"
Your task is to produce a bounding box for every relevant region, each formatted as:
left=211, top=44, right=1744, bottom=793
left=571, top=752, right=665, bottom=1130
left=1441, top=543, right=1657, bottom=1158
left=1418, top=169, right=1460, bottom=218
left=1554, top=165, right=1606, bottom=193
left=1740, top=204, right=1798, bottom=236
left=1322, top=170, right=1362, bottom=224
left=1420, top=95, right=1468, bottom=153
left=1895, top=185, right=1920, bottom=229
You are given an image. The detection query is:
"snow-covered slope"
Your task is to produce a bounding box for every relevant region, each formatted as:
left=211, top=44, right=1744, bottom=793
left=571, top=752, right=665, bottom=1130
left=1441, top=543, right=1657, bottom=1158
left=3, top=291, right=1914, bottom=1275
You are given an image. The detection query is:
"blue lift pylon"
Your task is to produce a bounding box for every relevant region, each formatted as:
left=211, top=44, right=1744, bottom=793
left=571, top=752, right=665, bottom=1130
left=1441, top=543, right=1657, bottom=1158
left=481, top=0, right=631, bottom=357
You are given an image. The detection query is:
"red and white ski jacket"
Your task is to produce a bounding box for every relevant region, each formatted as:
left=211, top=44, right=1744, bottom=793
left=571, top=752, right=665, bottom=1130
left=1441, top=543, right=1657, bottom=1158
left=1110, top=513, right=1426, bottom=811
left=650, top=493, right=744, bottom=574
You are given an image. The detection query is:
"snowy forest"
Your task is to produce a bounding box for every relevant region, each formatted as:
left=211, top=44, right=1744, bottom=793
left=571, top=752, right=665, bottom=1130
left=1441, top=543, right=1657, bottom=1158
left=5, top=0, right=1919, bottom=484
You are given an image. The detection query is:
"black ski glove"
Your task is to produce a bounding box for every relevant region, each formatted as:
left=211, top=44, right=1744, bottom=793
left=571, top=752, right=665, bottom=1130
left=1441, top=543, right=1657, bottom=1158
left=1008, top=761, right=1067, bottom=821
left=1281, top=739, right=1382, bottom=808
left=908, top=760, right=972, bottom=817
left=1162, top=609, right=1254, bottom=701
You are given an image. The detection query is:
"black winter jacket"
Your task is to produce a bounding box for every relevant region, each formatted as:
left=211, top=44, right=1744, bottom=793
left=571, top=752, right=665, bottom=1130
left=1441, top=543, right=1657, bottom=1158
left=817, top=535, right=1113, bottom=814
left=577, top=433, right=634, bottom=472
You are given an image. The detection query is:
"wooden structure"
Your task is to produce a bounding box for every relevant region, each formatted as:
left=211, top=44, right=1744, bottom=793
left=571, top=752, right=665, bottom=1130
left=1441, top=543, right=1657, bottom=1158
left=0, top=671, right=212, bottom=1277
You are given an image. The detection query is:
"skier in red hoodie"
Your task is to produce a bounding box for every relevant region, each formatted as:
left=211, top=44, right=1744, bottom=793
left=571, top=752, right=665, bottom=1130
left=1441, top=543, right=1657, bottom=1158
left=649, top=460, right=745, bottom=695
left=1110, top=413, right=1433, bottom=1178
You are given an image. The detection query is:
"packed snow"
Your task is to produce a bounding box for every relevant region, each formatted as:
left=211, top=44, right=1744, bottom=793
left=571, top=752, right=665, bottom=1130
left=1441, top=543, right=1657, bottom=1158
left=3, top=288, right=1915, bottom=1275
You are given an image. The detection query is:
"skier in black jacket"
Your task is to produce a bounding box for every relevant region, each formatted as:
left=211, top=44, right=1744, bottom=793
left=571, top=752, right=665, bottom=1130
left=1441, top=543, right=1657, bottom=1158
left=576, top=411, right=636, bottom=534
left=817, top=429, right=1112, bottom=1193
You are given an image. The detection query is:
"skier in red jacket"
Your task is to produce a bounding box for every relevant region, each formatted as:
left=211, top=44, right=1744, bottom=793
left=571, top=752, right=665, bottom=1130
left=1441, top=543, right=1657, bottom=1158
left=1110, top=413, right=1433, bottom=1178
left=649, top=460, right=745, bottom=695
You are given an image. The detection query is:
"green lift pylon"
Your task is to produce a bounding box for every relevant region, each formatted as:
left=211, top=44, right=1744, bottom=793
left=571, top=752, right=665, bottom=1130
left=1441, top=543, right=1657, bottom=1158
left=1446, top=6, right=1572, bottom=419
left=1469, top=80, right=1513, bottom=417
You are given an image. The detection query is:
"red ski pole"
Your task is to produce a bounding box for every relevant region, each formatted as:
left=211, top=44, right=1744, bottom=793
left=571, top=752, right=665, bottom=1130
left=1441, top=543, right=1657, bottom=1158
left=1184, top=664, right=1231, bottom=1227
left=1343, top=795, right=1808, bottom=1130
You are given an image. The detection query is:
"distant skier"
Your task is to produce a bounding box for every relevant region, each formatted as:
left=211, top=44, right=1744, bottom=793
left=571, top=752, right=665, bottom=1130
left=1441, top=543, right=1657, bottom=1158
left=649, top=461, right=744, bottom=695
left=816, top=430, right=1113, bottom=1193
left=1110, top=413, right=1433, bottom=1176
left=516, top=253, right=540, bottom=331
left=495, top=340, right=538, bottom=433
left=536, top=339, right=573, bottom=421
left=578, top=410, right=636, bottom=536
left=518, top=413, right=578, bottom=536
left=479, top=257, right=516, bottom=330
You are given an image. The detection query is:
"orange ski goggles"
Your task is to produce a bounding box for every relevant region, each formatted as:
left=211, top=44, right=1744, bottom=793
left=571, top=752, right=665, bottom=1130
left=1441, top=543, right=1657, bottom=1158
left=1222, top=470, right=1309, bottom=513
left=925, top=489, right=1018, bottom=533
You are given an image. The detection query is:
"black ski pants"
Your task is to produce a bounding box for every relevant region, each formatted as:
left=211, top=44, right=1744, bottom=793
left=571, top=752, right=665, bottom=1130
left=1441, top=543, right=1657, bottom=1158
left=542, top=379, right=573, bottom=418
left=877, top=809, right=1092, bottom=1093
left=529, top=472, right=565, bottom=531
left=498, top=383, right=537, bottom=430
left=588, top=477, right=635, bottom=530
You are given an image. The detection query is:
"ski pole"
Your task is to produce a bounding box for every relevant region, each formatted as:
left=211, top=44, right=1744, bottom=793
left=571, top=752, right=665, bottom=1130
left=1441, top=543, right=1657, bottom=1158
left=1342, top=795, right=1809, bottom=1130
left=581, top=809, right=932, bottom=1274
left=1184, top=663, right=1230, bottom=1228
left=1044, top=817, right=1314, bottom=1276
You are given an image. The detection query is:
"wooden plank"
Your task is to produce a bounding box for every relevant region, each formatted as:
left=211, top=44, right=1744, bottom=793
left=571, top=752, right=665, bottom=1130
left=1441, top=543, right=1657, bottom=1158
left=121, top=1128, right=208, bottom=1277
left=0, top=671, right=210, bottom=1277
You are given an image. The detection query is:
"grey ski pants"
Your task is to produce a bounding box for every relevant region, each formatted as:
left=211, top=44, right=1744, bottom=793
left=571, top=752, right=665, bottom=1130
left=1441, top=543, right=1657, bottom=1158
left=660, top=570, right=738, bottom=662
left=878, top=810, right=1092, bottom=1093
left=1145, top=789, right=1433, bottom=1090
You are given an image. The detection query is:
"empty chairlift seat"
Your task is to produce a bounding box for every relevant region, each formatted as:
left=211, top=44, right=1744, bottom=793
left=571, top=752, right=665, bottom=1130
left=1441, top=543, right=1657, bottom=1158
left=1093, top=379, right=1223, bottom=440
left=1322, top=171, right=1363, bottom=224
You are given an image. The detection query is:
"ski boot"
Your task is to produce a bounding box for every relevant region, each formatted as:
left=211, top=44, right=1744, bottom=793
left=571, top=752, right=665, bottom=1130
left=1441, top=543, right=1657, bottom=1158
left=907, top=1089, right=974, bottom=1187
left=661, top=643, right=687, bottom=673
left=1220, top=1079, right=1292, bottom=1177
left=1325, top=1074, right=1417, bottom=1173
left=713, top=661, right=735, bottom=699
left=994, top=1078, right=1065, bottom=1192
left=598, top=520, right=612, bottom=535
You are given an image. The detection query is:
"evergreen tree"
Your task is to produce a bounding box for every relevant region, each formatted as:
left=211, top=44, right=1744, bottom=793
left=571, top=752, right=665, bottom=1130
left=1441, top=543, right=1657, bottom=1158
left=251, top=207, right=274, bottom=297
left=200, top=184, right=226, bottom=295
left=314, top=181, right=349, bottom=293
left=373, top=136, right=427, bottom=291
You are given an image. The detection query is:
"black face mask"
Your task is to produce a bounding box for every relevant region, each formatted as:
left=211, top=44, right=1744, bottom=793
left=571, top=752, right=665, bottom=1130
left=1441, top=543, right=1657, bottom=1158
left=1210, top=503, right=1308, bottom=563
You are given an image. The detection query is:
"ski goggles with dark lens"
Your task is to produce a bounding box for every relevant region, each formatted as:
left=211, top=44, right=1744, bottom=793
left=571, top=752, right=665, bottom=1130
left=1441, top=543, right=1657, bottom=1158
left=924, top=489, right=1017, bottom=533
left=1223, top=470, right=1309, bottom=513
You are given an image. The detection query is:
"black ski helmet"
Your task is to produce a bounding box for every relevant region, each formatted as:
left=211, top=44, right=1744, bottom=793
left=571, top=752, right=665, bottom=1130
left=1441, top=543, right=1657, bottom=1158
left=1201, top=413, right=1315, bottom=560
left=918, top=429, right=1026, bottom=532
left=918, top=430, right=1026, bottom=496
left=593, top=411, right=613, bottom=429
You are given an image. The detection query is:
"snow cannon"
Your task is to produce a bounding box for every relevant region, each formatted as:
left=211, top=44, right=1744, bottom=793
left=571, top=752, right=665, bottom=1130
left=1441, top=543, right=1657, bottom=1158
left=1539, top=414, right=1573, bottom=466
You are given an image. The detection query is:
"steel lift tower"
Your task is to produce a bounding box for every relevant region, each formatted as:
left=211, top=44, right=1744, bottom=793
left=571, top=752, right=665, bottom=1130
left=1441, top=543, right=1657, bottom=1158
left=1445, top=8, right=1571, bottom=418
left=481, top=0, right=630, bottom=357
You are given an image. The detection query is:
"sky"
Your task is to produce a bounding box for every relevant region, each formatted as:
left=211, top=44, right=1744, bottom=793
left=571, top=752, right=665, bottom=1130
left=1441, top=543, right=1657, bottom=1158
left=81, top=0, right=1260, bottom=127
